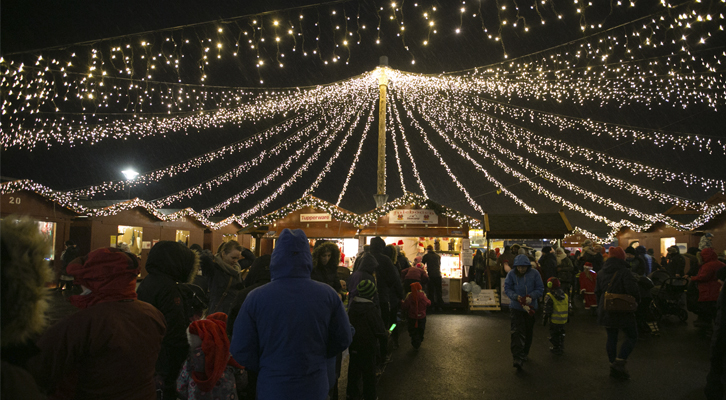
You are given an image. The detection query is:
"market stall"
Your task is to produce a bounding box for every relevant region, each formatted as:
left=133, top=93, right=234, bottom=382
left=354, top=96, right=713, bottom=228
left=1, top=189, right=78, bottom=274
left=204, top=217, right=246, bottom=254
left=359, top=193, right=477, bottom=309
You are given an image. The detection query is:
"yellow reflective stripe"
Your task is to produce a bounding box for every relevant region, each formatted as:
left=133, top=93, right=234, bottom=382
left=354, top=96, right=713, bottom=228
left=548, top=293, right=569, bottom=324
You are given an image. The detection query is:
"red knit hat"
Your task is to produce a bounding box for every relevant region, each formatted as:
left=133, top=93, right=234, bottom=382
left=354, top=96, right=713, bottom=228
left=188, top=312, right=243, bottom=392
left=608, top=246, right=626, bottom=260
left=547, top=277, right=561, bottom=289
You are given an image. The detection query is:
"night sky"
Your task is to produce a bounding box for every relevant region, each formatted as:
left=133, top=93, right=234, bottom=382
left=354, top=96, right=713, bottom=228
left=2, top=0, right=725, bottom=237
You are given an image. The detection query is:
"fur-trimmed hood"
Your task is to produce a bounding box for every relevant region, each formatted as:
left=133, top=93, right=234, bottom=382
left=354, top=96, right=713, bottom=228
left=312, top=241, right=341, bottom=272
left=1, top=217, right=53, bottom=347
left=384, top=244, right=399, bottom=264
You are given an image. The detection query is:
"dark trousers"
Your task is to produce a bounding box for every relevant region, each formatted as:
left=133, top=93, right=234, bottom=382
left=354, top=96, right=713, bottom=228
left=407, top=317, right=427, bottom=348
left=549, top=324, right=565, bottom=351
left=378, top=302, right=390, bottom=360
left=348, top=350, right=377, bottom=400
left=510, top=309, right=535, bottom=361
left=388, top=301, right=401, bottom=346
left=605, top=325, right=638, bottom=363
left=427, top=275, right=443, bottom=308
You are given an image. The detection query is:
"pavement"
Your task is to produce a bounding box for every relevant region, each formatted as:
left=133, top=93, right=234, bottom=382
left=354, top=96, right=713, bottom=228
left=44, top=289, right=714, bottom=400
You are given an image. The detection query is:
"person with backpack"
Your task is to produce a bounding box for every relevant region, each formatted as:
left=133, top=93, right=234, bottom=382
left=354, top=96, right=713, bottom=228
left=347, top=280, right=387, bottom=400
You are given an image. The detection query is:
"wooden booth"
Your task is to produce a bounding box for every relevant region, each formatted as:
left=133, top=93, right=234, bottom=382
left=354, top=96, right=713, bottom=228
left=204, top=218, right=246, bottom=254
left=0, top=188, right=78, bottom=276
left=359, top=196, right=475, bottom=309
left=474, top=210, right=574, bottom=311
left=156, top=209, right=207, bottom=249
left=249, top=198, right=361, bottom=261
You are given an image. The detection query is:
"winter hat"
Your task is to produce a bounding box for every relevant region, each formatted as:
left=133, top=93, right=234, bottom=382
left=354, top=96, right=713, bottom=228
left=547, top=277, right=561, bottom=289
left=667, top=245, right=680, bottom=254
left=542, top=246, right=552, bottom=253
left=65, top=240, right=75, bottom=246
left=188, top=312, right=243, bottom=393
left=513, top=254, right=531, bottom=267
left=608, top=246, right=626, bottom=260
left=67, top=247, right=140, bottom=309
left=357, top=280, right=377, bottom=299
left=625, top=246, right=637, bottom=255
left=705, top=232, right=714, bottom=238
left=584, top=262, right=593, bottom=269
left=635, top=245, right=647, bottom=255
left=413, top=255, right=423, bottom=265
left=582, top=239, right=593, bottom=247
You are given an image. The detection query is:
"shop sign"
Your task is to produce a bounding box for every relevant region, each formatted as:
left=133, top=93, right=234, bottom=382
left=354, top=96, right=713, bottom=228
left=461, top=249, right=473, bottom=266
left=300, top=213, right=331, bottom=222
left=388, top=209, right=438, bottom=224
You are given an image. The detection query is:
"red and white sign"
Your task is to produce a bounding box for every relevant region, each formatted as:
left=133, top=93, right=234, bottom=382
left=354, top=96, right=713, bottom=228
left=300, top=213, right=332, bottom=222
left=388, top=209, right=438, bottom=224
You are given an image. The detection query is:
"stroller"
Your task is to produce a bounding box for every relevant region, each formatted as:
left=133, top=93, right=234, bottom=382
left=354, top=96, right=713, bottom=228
left=650, top=277, right=689, bottom=322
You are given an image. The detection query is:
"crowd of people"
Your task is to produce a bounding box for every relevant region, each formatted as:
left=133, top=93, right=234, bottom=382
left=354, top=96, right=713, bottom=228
left=2, top=215, right=725, bottom=399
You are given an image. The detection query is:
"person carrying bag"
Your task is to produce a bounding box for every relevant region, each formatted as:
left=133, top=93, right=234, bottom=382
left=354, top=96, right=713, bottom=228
left=595, top=247, right=641, bottom=380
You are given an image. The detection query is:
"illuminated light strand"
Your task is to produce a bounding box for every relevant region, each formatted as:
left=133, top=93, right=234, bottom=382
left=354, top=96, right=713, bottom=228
left=390, top=82, right=428, bottom=198
left=387, top=94, right=408, bottom=194
left=66, top=112, right=321, bottom=198
left=203, top=93, right=374, bottom=218
left=393, top=85, right=537, bottom=214
left=452, top=99, right=717, bottom=207
left=470, top=94, right=726, bottom=156
left=393, top=92, right=484, bottom=215
left=336, top=104, right=376, bottom=206
left=149, top=116, right=329, bottom=208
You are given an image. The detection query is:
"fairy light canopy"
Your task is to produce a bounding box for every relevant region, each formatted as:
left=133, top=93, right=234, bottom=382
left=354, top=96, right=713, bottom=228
left=2, top=0, right=726, bottom=240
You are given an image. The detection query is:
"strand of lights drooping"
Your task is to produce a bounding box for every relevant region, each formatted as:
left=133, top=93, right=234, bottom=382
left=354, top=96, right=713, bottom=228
left=469, top=94, right=726, bottom=156
left=1, top=71, right=377, bottom=149
left=394, top=87, right=537, bottom=214
left=65, top=112, right=322, bottom=198
left=393, top=94, right=484, bottom=215
left=202, top=94, right=373, bottom=218
left=387, top=97, right=408, bottom=194
left=355, top=191, right=482, bottom=229
left=248, top=195, right=361, bottom=228
left=390, top=81, right=428, bottom=198
left=336, top=104, right=376, bottom=206
left=394, top=70, right=725, bottom=193
left=302, top=103, right=375, bottom=199
left=409, top=89, right=699, bottom=229
left=231, top=104, right=369, bottom=222
left=150, top=115, right=329, bottom=208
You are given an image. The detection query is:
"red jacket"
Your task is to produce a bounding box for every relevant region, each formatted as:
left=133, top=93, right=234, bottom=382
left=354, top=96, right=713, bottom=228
left=401, top=266, right=429, bottom=285
left=691, top=248, right=725, bottom=302
left=401, top=291, right=431, bottom=320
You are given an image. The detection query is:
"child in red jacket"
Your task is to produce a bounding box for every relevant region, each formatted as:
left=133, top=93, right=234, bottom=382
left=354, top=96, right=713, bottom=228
left=401, top=282, right=431, bottom=349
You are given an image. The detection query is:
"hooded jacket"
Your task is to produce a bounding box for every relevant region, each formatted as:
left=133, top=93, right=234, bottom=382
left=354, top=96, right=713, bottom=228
left=691, top=248, right=725, bottom=303
left=539, top=251, right=558, bottom=282
left=348, top=297, right=387, bottom=354
left=311, top=241, right=343, bottom=292
left=230, top=229, right=352, bottom=400
left=504, top=255, right=545, bottom=312
left=136, top=241, right=199, bottom=385
left=348, top=253, right=380, bottom=306
left=1, top=217, right=53, bottom=400
left=665, top=246, right=686, bottom=277
left=595, top=256, right=640, bottom=328
left=369, top=237, right=403, bottom=304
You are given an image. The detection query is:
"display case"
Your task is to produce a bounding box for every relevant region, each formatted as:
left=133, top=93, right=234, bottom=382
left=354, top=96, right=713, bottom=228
left=440, top=254, right=462, bottom=278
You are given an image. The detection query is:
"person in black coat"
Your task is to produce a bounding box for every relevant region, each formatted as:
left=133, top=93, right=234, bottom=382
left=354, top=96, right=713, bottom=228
left=347, top=280, right=387, bottom=400
left=311, top=241, right=343, bottom=294
left=136, top=241, right=199, bottom=400
left=539, top=246, right=558, bottom=284
left=422, top=245, right=443, bottom=311
left=369, top=237, right=403, bottom=327
left=664, top=245, right=686, bottom=277
left=595, top=247, right=641, bottom=380
left=348, top=253, right=380, bottom=307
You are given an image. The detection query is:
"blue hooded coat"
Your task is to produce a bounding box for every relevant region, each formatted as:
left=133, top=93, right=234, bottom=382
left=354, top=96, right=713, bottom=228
left=504, top=254, right=545, bottom=311
left=230, top=229, right=352, bottom=400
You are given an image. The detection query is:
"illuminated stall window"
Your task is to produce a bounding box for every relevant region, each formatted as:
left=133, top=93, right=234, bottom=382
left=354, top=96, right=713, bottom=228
left=175, top=230, right=190, bottom=246
left=37, top=221, right=56, bottom=261
left=118, top=225, right=143, bottom=255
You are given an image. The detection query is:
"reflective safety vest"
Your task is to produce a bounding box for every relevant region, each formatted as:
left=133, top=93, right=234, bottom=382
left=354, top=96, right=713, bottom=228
left=547, top=292, right=569, bottom=324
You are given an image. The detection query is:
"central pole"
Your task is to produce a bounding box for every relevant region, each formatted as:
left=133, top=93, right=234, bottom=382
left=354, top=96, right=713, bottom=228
left=374, top=56, right=389, bottom=208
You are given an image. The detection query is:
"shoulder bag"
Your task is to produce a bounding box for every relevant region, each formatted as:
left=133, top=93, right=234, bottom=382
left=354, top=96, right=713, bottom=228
left=603, top=271, right=638, bottom=313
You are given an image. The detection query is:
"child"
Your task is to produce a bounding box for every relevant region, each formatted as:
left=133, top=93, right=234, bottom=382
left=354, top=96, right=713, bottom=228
left=347, top=280, right=388, bottom=400
left=401, top=282, right=431, bottom=349
left=543, top=277, right=569, bottom=355
left=579, top=262, right=598, bottom=312
left=177, top=312, right=243, bottom=400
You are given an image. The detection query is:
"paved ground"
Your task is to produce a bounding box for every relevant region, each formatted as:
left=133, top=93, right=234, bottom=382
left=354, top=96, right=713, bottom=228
left=378, top=305, right=713, bottom=400
left=45, top=289, right=714, bottom=400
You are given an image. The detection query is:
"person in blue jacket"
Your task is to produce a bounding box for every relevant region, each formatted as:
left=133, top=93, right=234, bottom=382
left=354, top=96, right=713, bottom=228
left=504, top=254, right=545, bottom=370
left=230, top=228, right=352, bottom=400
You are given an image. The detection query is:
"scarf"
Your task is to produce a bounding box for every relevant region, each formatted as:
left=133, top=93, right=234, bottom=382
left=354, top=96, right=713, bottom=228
left=67, top=248, right=138, bottom=309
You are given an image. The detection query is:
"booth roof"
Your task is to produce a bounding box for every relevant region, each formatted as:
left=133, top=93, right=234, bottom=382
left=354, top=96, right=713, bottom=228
left=485, top=213, right=571, bottom=239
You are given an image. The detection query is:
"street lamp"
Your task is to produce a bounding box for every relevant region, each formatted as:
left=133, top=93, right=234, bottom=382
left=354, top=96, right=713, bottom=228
left=121, top=169, right=139, bottom=199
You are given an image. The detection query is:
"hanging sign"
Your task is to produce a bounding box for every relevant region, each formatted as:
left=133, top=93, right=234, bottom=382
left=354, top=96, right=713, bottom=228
left=388, top=209, right=438, bottom=224
left=300, top=213, right=331, bottom=222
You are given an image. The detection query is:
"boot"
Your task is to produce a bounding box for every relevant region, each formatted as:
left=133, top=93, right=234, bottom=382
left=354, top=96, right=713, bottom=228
left=610, top=358, right=630, bottom=380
